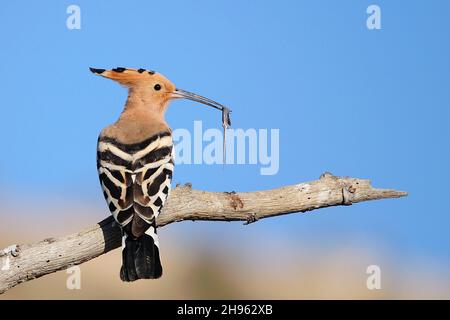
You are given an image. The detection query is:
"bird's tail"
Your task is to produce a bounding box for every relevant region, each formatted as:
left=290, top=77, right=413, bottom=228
left=120, top=226, right=162, bottom=281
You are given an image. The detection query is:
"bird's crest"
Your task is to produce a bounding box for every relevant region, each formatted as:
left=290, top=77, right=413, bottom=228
left=89, top=67, right=157, bottom=86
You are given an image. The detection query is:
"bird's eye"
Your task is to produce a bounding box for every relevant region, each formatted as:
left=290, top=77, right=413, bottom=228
left=154, top=84, right=162, bottom=91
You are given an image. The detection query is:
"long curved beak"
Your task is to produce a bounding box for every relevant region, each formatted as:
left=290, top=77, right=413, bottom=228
left=172, top=88, right=231, bottom=128
left=172, top=88, right=232, bottom=164
left=171, top=88, right=225, bottom=111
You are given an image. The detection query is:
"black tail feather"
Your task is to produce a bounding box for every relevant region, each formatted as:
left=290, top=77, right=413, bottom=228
left=120, top=232, right=162, bottom=281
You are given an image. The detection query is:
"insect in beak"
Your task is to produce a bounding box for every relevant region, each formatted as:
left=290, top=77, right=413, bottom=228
left=172, top=88, right=232, bottom=164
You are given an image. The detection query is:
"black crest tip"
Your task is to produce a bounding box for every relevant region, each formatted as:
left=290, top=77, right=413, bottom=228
left=112, top=67, right=126, bottom=73
left=137, top=68, right=146, bottom=73
left=89, top=67, right=105, bottom=74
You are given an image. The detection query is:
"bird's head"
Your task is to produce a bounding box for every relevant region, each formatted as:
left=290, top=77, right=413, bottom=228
left=89, top=67, right=228, bottom=116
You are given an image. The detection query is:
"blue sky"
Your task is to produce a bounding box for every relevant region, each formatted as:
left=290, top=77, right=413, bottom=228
left=0, top=1, right=449, bottom=266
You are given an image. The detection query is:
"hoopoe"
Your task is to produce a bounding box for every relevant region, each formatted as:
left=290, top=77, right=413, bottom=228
left=91, top=67, right=228, bottom=281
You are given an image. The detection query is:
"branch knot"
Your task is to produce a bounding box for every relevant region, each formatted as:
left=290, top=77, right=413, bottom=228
left=341, top=183, right=356, bottom=205
left=225, top=191, right=244, bottom=211
left=1, top=245, right=19, bottom=258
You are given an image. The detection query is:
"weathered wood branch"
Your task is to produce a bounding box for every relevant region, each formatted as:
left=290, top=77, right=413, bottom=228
left=0, top=173, right=407, bottom=294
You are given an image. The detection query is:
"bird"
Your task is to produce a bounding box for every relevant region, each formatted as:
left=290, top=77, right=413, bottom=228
left=91, top=67, right=229, bottom=281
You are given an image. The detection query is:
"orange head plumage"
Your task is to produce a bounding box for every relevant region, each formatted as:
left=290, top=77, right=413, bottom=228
left=89, top=67, right=229, bottom=116
left=91, top=67, right=231, bottom=159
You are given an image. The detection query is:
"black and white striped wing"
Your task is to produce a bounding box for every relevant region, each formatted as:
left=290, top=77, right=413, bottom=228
left=131, top=134, right=173, bottom=236
left=97, top=138, right=135, bottom=226
left=97, top=132, right=173, bottom=237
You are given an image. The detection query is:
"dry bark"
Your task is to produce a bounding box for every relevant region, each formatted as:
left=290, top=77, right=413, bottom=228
left=0, top=173, right=407, bottom=294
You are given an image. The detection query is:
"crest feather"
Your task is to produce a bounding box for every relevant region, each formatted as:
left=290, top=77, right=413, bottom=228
left=89, top=67, right=156, bottom=86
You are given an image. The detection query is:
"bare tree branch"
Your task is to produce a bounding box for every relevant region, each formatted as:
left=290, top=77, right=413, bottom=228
left=0, top=173, right=407, bottom=294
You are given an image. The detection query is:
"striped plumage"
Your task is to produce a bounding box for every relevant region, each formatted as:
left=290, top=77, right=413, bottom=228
left=97, top=130, right=173, bottom=280
left=91, top=66, right=229, bottom=281
left=97, top=132, right=173, bottom=228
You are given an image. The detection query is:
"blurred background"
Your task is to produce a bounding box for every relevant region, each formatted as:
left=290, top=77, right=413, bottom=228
left=0, top=1, right=449, bottom=299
